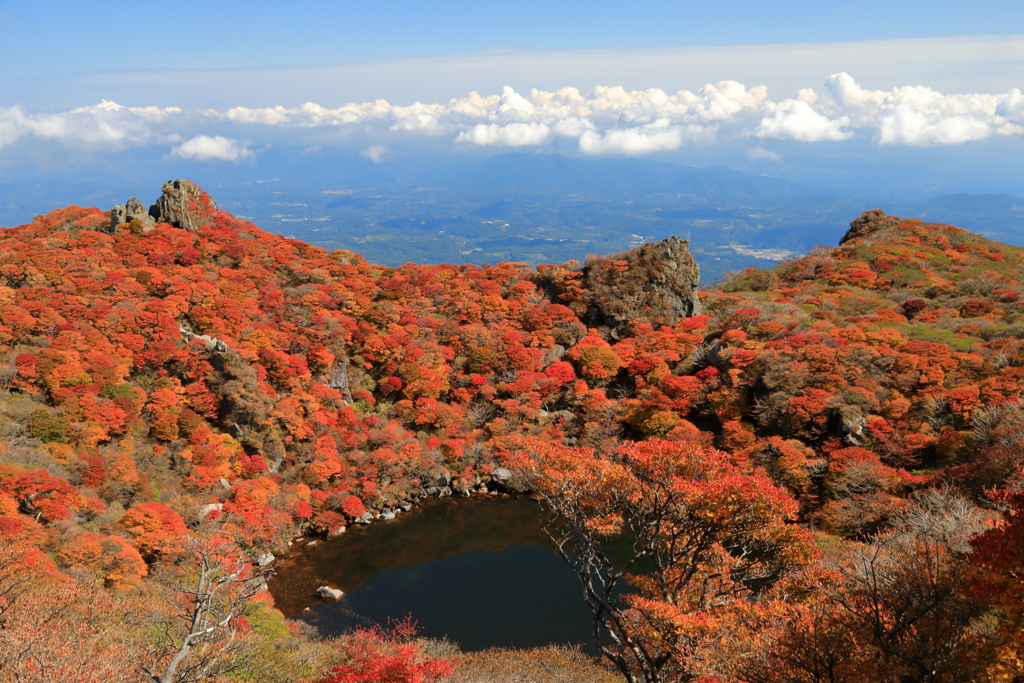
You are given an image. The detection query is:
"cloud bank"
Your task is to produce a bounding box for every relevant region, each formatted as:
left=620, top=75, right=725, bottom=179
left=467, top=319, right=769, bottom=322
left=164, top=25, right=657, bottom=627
left=2, top=74, right=1022, bottom=159
left=0, top=100, right=183, bottom=150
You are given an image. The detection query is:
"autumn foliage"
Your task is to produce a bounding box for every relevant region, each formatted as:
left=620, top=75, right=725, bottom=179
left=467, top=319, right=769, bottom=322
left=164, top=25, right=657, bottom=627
left=4, top=190, right=1024, bottom=680
left=315, top=617, right=454, bottom=683
left=504, top=437, right=812, bottom=683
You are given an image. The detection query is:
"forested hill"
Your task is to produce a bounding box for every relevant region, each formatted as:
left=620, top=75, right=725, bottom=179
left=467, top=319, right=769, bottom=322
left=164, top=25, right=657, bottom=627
left=5, top=180, right=1024, bottom=681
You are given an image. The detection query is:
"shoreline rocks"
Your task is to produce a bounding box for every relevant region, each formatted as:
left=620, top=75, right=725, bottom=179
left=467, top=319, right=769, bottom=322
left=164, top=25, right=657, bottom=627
left=277, top=467, right=536, bottom=571
left=490, top=468, right=513, bottom=487
left=315, top=586, right=344, bottom=601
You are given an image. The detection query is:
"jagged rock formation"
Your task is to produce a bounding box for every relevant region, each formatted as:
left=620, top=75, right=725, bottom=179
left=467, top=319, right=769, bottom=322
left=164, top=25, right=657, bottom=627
left=577, top=236, right=702, bottom=334
left=151, top=179, right=218, bottom=232
left=109, top=196, right=156, bottom=233
left=110, top=179, right=218, bottom=233
left=840, top=208, right=901, bottom=244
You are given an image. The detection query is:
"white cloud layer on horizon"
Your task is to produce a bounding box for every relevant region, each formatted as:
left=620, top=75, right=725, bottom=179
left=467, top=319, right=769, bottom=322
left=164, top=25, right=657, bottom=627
left=2, top=74, right=1023, bottom=159
left=0, top=100, right=183, bottom=150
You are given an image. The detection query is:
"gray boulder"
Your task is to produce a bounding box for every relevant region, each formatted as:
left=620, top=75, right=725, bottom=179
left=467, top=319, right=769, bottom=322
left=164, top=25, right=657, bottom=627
left=353, top=512, right=373, bottom=525
left=109, top=196, right=157, bottom=233
left=109, top=204, right=126, bottom=232
left=315, top=586, right=344, bottom=601
left=180, top=327, right=228, bottom=353
left=490, top=468, right=513, bottom=487
left=426, top=466, right=451, bottom=488
left=842, top=415, right=868, bottom=446
left=125, top=197, right=157, bottom=231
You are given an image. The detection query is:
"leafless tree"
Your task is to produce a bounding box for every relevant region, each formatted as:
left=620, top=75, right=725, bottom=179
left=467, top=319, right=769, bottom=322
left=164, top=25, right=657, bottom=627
left=325, top=356, right=354, bottom=404
left=821, top=490, right=994, bottom=683
left=743, top=490, right=999, bottom=683
left=142, top=534, right=274, bottom=683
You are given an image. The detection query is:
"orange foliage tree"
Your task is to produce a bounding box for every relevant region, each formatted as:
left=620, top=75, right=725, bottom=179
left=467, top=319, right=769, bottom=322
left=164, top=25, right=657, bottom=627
left=505, top=437, right=812, bottom=683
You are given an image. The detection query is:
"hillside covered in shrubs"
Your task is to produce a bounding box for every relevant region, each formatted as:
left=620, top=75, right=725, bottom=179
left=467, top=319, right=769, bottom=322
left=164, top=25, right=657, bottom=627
left=4, top=182, right=1024, bottom=682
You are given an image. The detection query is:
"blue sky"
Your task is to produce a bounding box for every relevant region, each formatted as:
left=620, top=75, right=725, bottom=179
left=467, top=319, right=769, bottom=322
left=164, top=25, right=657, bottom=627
left=3, top=1, right=1023, bottom=74
left=3, top=0, right=1022, bottom=105
left=1, top=0, right=1022, bottom=199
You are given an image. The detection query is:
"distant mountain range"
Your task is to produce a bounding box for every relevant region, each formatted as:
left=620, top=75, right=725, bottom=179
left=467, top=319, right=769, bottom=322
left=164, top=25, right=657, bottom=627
left=2, top=152, right=1022, bottom=283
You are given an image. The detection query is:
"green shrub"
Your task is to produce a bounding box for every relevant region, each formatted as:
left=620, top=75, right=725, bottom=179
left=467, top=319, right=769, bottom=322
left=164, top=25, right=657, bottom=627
left=28, top=409, right=70, bottom=443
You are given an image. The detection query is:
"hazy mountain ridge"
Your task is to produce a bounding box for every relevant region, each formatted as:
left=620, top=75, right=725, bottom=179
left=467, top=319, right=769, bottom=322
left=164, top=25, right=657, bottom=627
left=4, top=154, right=1022, bottom=284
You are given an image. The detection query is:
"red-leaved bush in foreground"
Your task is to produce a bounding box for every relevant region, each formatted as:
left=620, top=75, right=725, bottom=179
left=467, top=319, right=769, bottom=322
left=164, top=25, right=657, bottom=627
left=316, top=617, right=454, bottom=683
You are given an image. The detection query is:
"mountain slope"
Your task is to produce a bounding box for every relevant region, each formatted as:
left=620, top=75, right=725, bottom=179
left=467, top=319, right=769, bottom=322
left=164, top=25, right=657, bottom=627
left=4, top=182, right=1024, bottom=680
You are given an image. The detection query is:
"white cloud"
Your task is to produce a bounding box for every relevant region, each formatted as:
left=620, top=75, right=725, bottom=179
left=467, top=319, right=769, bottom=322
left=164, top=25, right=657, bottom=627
left=745, top=146, right=783, bottom=162
left=456, top=122, right=551, bottom=147
left=578, top=119, right=705, bottom=155
left=875, top=105, right=992, bottom=146
left=360, top=144, right=389, bottom=162
left=0, top=100, right=182, bottom=150
left=551, top=117, right=595, bottom=137
left=755, top=100, right=853, bottom=142
left=0, top=111, right=21, bottom=148
left=212, top=80, right=771, bottom=148
left=225, top=100, right=393, bottom=127
left=997, top=88, right=1024, bottom=124
left=820, top=72, right=1023, bottom=145
left=5, top=74, right=1024, bottom=157
left=170, top=135, right=253, bottom=162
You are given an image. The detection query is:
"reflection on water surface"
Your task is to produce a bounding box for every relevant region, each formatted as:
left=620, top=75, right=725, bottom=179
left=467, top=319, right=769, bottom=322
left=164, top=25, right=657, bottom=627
left=269, top=496, right=597, bottom=652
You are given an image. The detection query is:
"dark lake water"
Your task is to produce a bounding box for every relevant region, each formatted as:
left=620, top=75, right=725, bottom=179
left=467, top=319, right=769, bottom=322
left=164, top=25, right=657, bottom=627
left=268, top=496, right=598, bottom=652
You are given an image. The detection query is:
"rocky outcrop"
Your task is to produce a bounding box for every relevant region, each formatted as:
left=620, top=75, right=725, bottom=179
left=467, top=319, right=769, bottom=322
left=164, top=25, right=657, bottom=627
left=840, top=209, right=900, bottom=245
left=109, top=196, right=157, bottom=233
left=110, top=179, right=218, bottom=233
left=576, top=236, right=702, bottom=335
left=180, top=326, right=228, bottom=353
left=151, top=179, right=218, bottom=232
